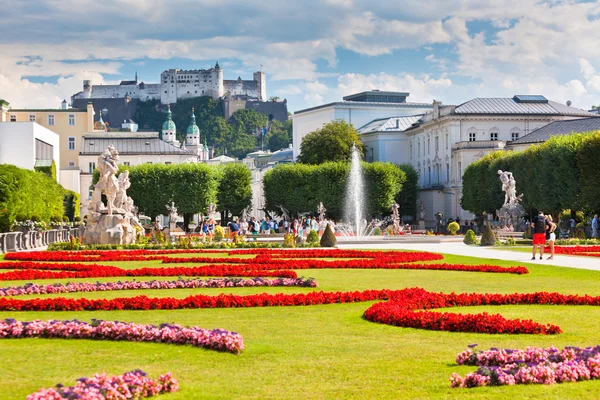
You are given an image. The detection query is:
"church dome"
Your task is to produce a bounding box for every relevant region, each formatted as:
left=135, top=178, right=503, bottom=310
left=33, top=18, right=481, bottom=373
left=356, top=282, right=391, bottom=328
left=94, top=110, right=107, bottom=131
left=162, top=104, right=176, bottom=132
left=186, top=107, right=200, bottom=135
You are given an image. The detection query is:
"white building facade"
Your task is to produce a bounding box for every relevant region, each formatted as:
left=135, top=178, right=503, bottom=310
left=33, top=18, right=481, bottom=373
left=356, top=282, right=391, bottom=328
left=358, top=96, right=596, bottom=225
left=0, top=122, right=60, bottom=180
left=292, top=91, right=433, bottom=160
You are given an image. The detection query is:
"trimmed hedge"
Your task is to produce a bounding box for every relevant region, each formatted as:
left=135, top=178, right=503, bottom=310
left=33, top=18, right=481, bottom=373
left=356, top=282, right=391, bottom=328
left=320, top=224, right=337, bottom=247
left=0, top=164, right=67, bottom=231
left=263, top=161, right=407, bottom=220
left=462, top=132, right=600, bottom=215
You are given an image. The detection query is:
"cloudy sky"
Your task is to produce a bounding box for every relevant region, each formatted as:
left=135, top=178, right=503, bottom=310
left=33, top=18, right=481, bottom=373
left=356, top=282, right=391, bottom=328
left=1, top=0, right=600, bottom=112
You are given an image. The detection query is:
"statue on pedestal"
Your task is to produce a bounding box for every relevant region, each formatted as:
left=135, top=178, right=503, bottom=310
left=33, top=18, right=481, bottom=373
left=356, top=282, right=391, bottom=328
left=418, top=202, right=425, bottom=221
left=496, top=170, right=525, bottom=230
left=317, top=202, right=327, bottom=222
left=83, top=146, right=141, bottom=245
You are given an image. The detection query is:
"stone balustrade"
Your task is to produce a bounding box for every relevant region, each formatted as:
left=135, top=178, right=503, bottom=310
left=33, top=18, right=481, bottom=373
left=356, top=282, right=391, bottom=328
left=0, top=228, right=81, bottom=254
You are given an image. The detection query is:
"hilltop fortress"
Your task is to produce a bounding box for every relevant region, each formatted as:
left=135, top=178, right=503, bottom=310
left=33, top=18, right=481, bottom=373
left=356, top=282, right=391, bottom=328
left=72, top=62, right=266, bottom=104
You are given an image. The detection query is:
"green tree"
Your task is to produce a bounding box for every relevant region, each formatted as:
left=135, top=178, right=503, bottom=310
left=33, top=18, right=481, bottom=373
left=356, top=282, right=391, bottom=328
left=228, top=109, right=268, bottom=136
left=395, top=164, right=419, bottom=218
left=297, top=120, right=364, bottom=164
left=171, top=163, right=219, bottom=228
left=217, top=163, right=252, bottom=223
left=578, top=131, right=600, bottom=213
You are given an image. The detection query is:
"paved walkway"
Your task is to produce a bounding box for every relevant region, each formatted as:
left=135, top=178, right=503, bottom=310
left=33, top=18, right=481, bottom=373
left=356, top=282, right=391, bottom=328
left=338, top=242, right=600, bottom=271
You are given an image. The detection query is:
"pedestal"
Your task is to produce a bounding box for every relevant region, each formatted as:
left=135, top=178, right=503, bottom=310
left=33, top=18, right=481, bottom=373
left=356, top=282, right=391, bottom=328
left=83, top=213, right=137, bottom=245
left=418, top=220, right=425, bottom=230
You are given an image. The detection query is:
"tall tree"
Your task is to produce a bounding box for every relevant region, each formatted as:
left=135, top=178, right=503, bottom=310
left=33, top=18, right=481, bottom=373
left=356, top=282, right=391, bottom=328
left=217, top=163, right=252, bottom=223
left=228, top=109, right=268, bottom=136
left=297, top=120, right=364, bottom=164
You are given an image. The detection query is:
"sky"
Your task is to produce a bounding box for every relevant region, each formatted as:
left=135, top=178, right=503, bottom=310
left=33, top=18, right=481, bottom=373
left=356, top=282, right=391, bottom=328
left=1, top=0, right=600, bottom=112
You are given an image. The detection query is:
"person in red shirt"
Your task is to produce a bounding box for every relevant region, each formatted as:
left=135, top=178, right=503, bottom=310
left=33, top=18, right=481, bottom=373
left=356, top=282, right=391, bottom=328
left=531, top=211, right=550, bottom=260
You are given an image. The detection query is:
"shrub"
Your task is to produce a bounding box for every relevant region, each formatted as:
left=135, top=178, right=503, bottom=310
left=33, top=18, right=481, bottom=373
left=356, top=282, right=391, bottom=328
left=373, top=227, right=382, bottom=236
left=480, top=223, right=497, bottom=246
left=31, top=215, right=41, bottom=222
left=320, top=224, right=337, bottom=247
left=62, top=216, right=70, bottom=223
left=306, top=230, right=320, bottom=246
left=463, top=229, right=478, bottom=245
left=283, top=233, right=296, bottom=248
left=448, top=221, right=460, bottom=235
left=214, top=225, right=225, bottom=242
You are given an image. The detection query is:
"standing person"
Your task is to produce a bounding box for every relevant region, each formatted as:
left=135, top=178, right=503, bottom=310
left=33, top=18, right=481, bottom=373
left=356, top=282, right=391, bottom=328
left=227, top=218, right=240, bottom=241
left=532, top=211, right=550, bottom=260
left=283, top=218, right=289, bottom=234
left=199, top=220, right=208, bottom=243
left=206, top=217, right=215, bottom=244
left=593, top=214, right=599, bottom=238
left=240, top=219, right=248, bottom=236
left=546, top=214, right=557, bottom=260
left=292, top=218, right=298, bottom=237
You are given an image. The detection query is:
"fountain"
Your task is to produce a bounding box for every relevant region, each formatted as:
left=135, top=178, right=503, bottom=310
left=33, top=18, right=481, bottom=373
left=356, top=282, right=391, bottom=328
left=338, top=144, right=370, bottom=239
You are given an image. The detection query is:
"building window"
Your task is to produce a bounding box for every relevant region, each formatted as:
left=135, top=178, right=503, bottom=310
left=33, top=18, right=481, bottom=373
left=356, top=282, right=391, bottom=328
left=428, top=166, right=431, bottom=185
left=68, top=136, right=75, bottom=150
left=147, top=162, right=153, bottom=164
left=445, top=134, right=449, bottom=149
left=29, top=114, right=36, bottom=122
left=35, top=139, right=53, bottom=160
left=435, top=137, right=439, bottom=152
left=469, top=132, right=476, bottom=142
left=68, top=161, right=76, bottom=168
left=446, top=163, right=450, bottom=183
left=512, top=132, right=519, bottom=141
left=68, top=114, right=75, bottom=126
left=123, top=161, right=130, bottom=166
left=88, top=189, right=93, bottom=200
left=418, top=141, right=421, bottom=156
left=490, top=132, right=498, bottom=141
left=88, top=162, right=96, bottom=174
left=410, top=142, right=413, bottom=159
left=427, top=138, right=431, bottom=154
left=165, top=161, right=172, bottom=165
left=10, top=115, right=16, bottom=122
left=48, top=115, right=55, bottom=126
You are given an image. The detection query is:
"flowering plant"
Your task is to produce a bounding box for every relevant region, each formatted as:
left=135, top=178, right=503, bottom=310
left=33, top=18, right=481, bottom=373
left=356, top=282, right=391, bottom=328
left=27, top=369, right=179, bottom=399
left=451, top=345, right=600, bottom=388
left=546, top=245, right=600, bottom=258
left=1, top=318, right=244, bottom=354
left=0, top=277, right=318, bottom=297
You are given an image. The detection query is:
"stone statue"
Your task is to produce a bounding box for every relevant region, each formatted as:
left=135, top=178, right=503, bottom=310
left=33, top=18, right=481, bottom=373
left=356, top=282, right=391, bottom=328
left=166, top=202, right=178, bottom=222
left=96, top=145, right=120, bottom=215
left=207, top=203, right=217, bottom=219
left=317, top=202, right=327, bottom=222
left=498, top=170, right=520, bottom=206
left=418, top=202, right=425, bottom=221
left=83, top=146, right=141, bottom=245
left=391, top=202, right=400, bottom=222
left=496, top=170, right=525, bottom=231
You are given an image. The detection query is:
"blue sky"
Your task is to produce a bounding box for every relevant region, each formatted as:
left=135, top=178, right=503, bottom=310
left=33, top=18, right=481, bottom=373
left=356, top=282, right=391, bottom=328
left=1, top=0, right=600, bottom=112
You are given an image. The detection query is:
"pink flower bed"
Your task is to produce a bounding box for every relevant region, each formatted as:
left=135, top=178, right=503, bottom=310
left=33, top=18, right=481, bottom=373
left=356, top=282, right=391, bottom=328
left=27, top=369, right=179, bottom=400
left=0, top=318, right=244, bottom=354
left=450, top=345, right=600, bottom=388
left=0, top=277, right=318, bottom=297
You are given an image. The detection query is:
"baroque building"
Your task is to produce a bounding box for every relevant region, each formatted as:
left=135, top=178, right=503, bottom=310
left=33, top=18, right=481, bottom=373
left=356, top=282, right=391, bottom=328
left=72, top=62, right=266, bottom=105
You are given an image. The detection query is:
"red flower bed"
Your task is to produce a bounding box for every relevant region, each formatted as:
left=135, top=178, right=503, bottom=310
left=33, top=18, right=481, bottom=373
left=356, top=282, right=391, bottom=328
left=545, top=246, right=600, bottom=258
left=3, top=249, right=444, bottom=263
left=0, top=262, right=297, bottom=281
left=2, top=287, right=594, bottom=334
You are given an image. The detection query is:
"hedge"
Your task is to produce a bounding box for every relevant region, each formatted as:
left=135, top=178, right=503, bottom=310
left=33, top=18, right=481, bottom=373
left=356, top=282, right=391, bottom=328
left=461, top=132, right=600, bottom=215
left=263, top=161, right=407, bottom=220
left=92, top=163, right=245, bottom=220
left=0, top=164, right=68, bottom=231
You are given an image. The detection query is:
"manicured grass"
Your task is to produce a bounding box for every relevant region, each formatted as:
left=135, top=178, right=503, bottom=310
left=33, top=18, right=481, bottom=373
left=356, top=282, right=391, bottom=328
left=2, top=252, right=600, bottom=398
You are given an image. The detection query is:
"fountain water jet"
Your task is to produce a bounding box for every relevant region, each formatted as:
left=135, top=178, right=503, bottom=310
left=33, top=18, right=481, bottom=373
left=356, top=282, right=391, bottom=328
left=339, top=144, right=370, bottom=239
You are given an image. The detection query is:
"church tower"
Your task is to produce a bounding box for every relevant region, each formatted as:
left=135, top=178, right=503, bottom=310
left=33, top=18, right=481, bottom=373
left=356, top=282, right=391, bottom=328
left=162, top=104, right=178, bottom=145
left=186, top=107, right=201, bottom=147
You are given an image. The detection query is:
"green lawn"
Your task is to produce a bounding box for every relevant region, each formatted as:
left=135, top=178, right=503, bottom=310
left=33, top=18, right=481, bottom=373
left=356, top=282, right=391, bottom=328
left=2, top=251, right=600, bottom=399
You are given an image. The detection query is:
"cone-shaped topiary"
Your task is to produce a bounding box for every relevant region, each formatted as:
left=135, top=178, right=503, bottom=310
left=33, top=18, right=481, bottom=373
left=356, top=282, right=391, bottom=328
left=480, top=223, right=496, bottom=246
left=463, top=229, right=478, bottom=245
left=320, top=223, right=337, bottom=247
left=307, top=230, right=320, bottom=246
